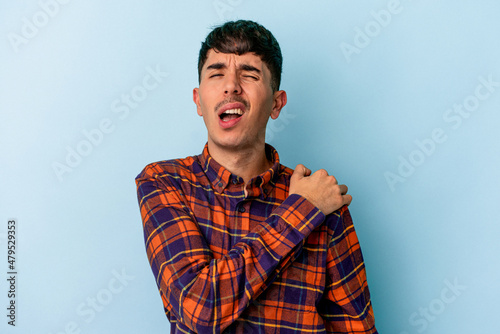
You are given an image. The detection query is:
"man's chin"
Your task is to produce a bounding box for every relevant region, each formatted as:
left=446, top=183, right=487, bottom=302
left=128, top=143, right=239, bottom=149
left=208, top=137, right=255, bottom=152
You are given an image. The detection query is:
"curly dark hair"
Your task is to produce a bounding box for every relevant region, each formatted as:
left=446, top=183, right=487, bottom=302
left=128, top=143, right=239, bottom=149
left=198, top=20, right=283, bottom=91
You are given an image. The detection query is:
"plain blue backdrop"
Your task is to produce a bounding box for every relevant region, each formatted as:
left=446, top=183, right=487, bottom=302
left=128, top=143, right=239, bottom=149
left=1, top=1, right=499, bottom=333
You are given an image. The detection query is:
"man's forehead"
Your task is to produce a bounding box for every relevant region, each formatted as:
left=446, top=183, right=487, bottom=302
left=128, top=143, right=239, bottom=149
left=203, top=49, right=265, bottom=70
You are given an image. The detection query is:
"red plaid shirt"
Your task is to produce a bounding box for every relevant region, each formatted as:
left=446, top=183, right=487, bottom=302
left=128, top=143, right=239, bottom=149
left=136, top=144, right=377, bottom=333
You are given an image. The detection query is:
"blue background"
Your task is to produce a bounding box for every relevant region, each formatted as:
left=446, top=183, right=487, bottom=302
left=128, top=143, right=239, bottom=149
left=1, top=1, right=499, bottom=333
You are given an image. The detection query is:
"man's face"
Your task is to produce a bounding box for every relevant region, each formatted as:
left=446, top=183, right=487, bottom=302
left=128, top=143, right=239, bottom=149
left=193, top=49, right=286, bottom=152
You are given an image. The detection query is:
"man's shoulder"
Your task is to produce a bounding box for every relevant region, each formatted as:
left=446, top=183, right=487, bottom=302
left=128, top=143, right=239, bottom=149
left=136, top=154, right=201, bottom=182
left=279, top=164, right=294, bottom=178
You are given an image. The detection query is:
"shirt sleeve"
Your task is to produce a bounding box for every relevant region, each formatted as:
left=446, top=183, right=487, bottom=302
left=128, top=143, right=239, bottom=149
left=317, top=206, right=378, bottom=333
left=136, top=165, right=325, bottom=333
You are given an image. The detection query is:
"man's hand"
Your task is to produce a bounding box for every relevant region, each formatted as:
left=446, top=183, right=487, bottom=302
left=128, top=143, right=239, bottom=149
left=289, top=164, right=352, bottom=215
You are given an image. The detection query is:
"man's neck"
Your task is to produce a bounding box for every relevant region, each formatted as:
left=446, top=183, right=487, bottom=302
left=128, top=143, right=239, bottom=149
left=207, top=142, right=272, bottom=185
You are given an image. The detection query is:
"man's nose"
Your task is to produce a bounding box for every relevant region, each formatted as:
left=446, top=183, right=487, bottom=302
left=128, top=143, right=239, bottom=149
left=223, top=73, right=242, bottom=95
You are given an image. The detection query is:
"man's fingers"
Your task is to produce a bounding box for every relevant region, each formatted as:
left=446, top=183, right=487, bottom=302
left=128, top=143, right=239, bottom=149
left=343, top=194, right=353, bottom=206
left=339, top=184, right=348, bottom=195
left=339, top=184, right=351, bottom=206
left=301, top=165, right=311, bottom=176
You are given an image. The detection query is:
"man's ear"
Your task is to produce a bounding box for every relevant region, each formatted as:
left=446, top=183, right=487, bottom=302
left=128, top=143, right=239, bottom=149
left=193, top=88, right=203, bottom=116
left=270, top=90, right=287, bottom=120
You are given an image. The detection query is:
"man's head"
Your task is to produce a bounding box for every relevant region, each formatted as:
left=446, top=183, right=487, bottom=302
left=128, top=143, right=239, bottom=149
left=193, top=20, right=287, bottom=154
left=198, top=20, right=282, bottom=92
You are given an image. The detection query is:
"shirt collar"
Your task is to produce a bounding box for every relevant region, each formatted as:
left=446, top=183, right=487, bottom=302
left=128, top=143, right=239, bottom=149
left=198, top=143, right=281, bottom=196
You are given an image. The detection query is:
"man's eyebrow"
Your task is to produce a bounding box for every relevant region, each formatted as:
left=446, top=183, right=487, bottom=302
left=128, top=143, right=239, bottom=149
left=239, top=64, right=261, bottom=74
left=205, top=62, right=261, bottom=74
left=206, top=62, right=226, bottom=70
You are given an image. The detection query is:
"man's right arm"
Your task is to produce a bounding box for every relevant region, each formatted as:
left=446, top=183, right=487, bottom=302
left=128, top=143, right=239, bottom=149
left=136, top=164, right=326, bottom=333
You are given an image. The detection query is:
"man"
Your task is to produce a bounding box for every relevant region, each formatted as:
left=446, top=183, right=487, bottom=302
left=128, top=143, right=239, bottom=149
left=136, top=20, right=377, bottom=333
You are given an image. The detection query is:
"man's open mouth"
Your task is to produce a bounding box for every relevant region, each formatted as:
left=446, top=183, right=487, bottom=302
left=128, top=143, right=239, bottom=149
left=219, top=108, right=244, bottom=122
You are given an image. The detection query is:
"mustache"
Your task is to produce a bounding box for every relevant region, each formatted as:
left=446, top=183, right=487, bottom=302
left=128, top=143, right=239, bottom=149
left=214, top=96, right=250, bottom=112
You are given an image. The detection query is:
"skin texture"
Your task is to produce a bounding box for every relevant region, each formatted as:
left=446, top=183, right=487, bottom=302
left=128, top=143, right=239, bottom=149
left=193, top=49, right=351, bottom=214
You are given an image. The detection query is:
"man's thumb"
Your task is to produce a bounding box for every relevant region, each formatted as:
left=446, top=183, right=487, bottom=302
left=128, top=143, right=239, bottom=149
left=292, top=164, right=310, bottom=181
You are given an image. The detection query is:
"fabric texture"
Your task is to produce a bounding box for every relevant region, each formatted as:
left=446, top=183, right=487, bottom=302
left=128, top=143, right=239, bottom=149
left=136, top=143, right=377, bottom=333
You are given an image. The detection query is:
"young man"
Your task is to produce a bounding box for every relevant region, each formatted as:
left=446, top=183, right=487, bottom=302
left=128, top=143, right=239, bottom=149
left=136, top=20, right=377, bottom=333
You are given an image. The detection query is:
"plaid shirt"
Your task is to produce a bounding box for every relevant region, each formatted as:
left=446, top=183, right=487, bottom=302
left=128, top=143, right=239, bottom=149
left=136, top=144, right=377, bottom=333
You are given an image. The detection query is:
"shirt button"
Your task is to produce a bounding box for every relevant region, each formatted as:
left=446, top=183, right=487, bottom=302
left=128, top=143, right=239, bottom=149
left=217, top=181, right=223, bottom=187
left=238, top=207, right=246, bottom=213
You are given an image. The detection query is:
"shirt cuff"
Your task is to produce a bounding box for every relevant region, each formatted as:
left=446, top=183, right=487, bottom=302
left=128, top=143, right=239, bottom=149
left=270, top=194, right=326, bottom=244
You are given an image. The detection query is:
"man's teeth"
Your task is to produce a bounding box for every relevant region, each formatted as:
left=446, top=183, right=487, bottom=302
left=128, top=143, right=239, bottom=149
left=220, top=108, right=244, bottom=122
left=224, top=108, right=243, bottom=115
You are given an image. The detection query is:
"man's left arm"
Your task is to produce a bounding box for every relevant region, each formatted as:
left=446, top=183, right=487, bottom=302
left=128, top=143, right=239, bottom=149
left=317, top=206, right=378, bottom=333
